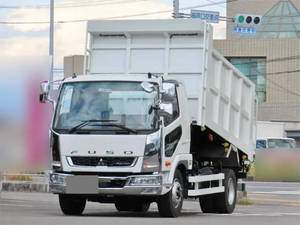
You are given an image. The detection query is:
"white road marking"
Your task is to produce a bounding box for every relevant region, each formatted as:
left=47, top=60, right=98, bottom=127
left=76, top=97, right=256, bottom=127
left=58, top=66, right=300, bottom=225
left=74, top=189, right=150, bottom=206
left=252, top=190, right=300, bottom=195
left=212, top=212, right=300, bottom=217
left=0, top=203, right=33, bottom=208
left=243, top=181, right=300, bottom=185
left=247, top=186, right=300, bottom=189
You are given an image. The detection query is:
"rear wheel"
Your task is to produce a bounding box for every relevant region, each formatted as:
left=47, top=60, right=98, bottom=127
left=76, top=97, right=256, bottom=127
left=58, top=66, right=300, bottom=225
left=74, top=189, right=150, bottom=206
left=199, top=169, right=237, bottom=214
left=157, top=170, right=184, bottom=217
left=59, top=194, right=86, bottom=215
left=199, top=194, right=218, bottom=213
left=215, top=169, right=237, bottom=213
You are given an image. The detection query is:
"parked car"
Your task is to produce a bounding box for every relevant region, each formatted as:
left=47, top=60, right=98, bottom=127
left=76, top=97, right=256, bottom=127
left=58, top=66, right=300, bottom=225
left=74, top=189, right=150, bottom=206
left=256, top=137, right=296, bottom=149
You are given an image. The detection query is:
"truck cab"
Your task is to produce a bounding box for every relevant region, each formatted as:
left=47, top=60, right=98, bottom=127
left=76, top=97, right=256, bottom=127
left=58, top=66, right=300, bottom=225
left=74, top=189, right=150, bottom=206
left=44, top=75, right=194, bottom=216
left=49, top=75, right=191, bottom=193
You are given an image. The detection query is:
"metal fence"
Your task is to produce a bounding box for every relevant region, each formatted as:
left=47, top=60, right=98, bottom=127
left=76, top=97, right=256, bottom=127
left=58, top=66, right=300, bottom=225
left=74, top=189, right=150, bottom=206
left=1, top=171, right=49, bottom=183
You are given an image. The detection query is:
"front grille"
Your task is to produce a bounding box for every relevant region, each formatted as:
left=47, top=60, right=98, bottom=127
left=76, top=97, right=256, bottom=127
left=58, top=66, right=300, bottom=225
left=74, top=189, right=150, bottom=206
left=99, top=179, right=127, bottom=188
left=70, top=157, right=136, bottom=167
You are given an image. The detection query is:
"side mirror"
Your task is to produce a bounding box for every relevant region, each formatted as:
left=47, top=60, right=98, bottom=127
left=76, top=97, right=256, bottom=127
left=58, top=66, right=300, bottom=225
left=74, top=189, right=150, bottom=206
left=40, top=81, right=50, bottom=103
left=141, top=81, right=154, bottom=93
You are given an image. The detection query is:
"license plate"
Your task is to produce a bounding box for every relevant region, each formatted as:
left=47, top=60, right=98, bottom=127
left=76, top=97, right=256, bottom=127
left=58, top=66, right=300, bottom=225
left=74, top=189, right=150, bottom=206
left=66, top=176, right=98, bottom=194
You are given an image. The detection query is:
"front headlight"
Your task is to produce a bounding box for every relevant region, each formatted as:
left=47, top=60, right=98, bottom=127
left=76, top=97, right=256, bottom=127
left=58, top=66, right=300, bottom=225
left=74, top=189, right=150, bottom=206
left=128, top=175, right=162, bottom=186
left=49, top=173, right=67, bottom=185
left=50, top=131, right=62, bottom=170
left=144, top=131, right=161, bottom=156
left=142, top=131, right=161, bottom=172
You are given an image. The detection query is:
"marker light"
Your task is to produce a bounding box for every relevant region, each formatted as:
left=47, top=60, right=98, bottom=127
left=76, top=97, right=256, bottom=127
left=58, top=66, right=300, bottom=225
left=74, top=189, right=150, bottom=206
left=254, top=17, right=260, bottom=24
left=246, top=16, right=252, bottom=24
left=238, top=15, right=245, bottom=23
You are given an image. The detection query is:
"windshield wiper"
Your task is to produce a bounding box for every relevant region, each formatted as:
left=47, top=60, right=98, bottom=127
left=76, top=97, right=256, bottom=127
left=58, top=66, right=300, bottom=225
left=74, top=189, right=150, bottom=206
left=98, top=123, right=138, bottom=134
left=69, top=119, right=117, bottom=133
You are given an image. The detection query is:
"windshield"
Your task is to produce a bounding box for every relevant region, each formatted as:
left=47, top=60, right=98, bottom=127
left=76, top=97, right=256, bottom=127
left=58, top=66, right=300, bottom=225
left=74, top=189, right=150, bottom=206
left=53, top=81, right=159, bottom=133
left=267, top=139, right=296, bottom=149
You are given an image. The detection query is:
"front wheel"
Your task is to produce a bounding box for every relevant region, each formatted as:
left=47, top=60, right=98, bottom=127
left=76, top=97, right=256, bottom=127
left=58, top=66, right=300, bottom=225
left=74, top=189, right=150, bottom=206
left=115, top=201, right=150, bottom=212
left=59, top=194, right=86, bottom=215
left=157, top=170, right=184, bottom=217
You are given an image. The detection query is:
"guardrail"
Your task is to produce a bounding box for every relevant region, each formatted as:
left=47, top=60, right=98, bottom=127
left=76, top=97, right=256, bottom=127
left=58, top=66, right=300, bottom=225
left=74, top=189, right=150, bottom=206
left=0, top=171, right=50, bottom=192
left=1, top=171, right=49, bottom=183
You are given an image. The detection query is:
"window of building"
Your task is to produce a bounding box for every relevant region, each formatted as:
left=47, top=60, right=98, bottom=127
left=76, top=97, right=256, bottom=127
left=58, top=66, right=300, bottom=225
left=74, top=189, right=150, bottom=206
left=228, top=58, right=266, bottom=103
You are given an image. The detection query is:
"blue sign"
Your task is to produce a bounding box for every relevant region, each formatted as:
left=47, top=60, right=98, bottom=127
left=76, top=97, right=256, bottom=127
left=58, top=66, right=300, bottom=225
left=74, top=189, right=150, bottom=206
left=191, top=10, right=219, bottom=23
left=233, top=26, right=256, bottom=34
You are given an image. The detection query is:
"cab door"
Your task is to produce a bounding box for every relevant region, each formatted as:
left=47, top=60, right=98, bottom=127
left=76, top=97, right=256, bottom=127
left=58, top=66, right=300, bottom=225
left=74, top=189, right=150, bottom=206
left=160, top=82, right=190, bottom=172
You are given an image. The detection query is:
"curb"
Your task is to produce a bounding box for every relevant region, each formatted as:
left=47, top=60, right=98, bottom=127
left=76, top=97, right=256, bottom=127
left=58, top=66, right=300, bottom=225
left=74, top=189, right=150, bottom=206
left=237, top=190, right=248, bottom=202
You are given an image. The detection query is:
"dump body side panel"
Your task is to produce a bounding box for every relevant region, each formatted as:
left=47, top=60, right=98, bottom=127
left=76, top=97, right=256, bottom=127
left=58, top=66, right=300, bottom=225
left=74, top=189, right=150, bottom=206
left=85, top=19, right=256, bottom=158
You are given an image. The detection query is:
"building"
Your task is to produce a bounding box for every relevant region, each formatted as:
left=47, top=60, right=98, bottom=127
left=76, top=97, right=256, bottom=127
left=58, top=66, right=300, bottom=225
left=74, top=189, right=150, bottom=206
left=214, top=0, right=300, bottom=145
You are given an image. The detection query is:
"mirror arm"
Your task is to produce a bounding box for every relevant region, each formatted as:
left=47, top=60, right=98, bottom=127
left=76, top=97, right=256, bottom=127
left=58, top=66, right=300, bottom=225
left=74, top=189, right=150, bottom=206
left=158, top=109, right=172, bottom=117
left=46, top=97, right=56, bottom=111
left=160, top=89, right=166, bottom=94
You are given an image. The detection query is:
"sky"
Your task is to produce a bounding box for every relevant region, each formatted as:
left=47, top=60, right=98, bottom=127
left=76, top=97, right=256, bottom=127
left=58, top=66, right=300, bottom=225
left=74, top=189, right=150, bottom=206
left=0, top=0, right=227, bottom=69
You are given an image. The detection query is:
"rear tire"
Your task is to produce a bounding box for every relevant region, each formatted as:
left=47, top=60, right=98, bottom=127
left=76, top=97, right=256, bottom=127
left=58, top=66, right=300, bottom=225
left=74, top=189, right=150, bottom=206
left=115, top=198, right=150, bottom=212
left=59, top=194, right=86, bottom=215
left=199, top=194, right=218, bottom=213
left=215, top=169, right=237, bottom=213
left=199, top=169, right=237, bottom=214
left=157, top=169, right=184, bottom=217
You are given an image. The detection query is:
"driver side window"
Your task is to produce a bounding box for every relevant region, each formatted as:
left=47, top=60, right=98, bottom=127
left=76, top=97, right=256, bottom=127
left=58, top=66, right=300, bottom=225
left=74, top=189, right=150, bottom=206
left=162, top=84, right=180, bottom=126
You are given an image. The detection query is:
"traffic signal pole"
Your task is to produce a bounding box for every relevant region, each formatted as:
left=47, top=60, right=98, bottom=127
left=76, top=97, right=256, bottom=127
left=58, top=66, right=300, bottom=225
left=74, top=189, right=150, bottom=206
left=49, top=0, right=54, bottom=84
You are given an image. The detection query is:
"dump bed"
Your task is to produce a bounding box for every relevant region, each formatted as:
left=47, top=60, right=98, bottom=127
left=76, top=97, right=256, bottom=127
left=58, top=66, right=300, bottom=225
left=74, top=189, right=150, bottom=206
left=85, top=19, right=256, bottom=157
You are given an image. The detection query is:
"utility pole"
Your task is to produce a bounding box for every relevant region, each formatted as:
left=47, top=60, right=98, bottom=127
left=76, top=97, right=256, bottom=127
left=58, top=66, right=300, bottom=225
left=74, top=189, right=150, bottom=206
left=49, top=0, right=54, bottom=84
left=173, top=0, right=179, bottom=18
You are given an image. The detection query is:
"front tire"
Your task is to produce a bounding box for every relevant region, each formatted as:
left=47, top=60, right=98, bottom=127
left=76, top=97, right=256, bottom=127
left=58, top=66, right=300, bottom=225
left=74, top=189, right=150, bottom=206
left=115, top=198, right=150, bottom=212
left=59, top=194, right=86, bottom=215
left=157, top=170, right=184, bottom=217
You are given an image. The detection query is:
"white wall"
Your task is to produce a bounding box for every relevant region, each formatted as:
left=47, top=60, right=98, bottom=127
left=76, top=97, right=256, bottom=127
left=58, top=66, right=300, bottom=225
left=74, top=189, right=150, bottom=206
left=257, top=121, right=286, bottom=138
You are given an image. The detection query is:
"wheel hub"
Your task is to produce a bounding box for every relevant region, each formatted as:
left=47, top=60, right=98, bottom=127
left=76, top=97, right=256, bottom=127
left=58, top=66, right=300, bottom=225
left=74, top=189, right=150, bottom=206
left=171, top=178, right=183, bottom=208
left=227, top=177, right=235, bottom=205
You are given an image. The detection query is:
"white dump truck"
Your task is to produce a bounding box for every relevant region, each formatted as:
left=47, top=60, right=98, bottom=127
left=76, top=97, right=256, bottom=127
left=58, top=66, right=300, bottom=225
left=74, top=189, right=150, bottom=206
left=40, top=19, right=256, bottom=217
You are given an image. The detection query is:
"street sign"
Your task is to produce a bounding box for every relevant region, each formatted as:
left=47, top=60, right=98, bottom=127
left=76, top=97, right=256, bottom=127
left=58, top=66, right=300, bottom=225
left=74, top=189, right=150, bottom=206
left=191, top=10, right=219, bottom=23
left=233, top=26, right=256, bottom=34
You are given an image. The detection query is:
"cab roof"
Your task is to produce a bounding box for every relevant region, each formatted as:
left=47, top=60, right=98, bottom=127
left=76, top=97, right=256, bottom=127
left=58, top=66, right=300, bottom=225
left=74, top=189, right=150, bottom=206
left=63, top=74, right=161, bottom=84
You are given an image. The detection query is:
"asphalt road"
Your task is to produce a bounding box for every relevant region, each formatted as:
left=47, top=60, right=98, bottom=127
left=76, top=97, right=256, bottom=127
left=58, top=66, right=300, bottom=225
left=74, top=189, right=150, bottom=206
left=1, top=182, right=300, bottom=225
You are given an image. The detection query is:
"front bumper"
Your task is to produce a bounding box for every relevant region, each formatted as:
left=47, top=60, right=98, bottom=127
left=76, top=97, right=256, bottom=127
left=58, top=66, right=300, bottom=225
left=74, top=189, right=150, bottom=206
left=49, top=173, right=163, bottom=196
